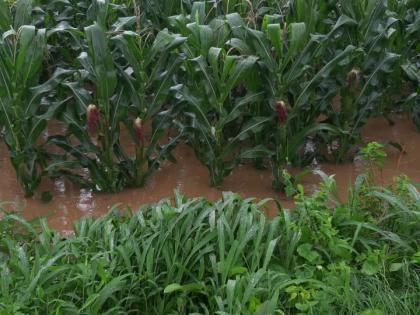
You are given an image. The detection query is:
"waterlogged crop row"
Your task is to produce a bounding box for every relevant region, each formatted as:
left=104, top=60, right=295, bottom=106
left=0, top=0, right=418, bottom=196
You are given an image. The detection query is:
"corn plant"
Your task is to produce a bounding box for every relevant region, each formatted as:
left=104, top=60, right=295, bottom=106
left=110, top=29, right=187, bottom=187
left=173, top=52, right=267, bottom=187
left=398, top=1, right=420, bottom=129
left=54, top=24, right=121, bottom=192
left=171, top=17, right=270, bottom=187
left=45, top=23, right=123, bottom=192
left=225, top=14, right=358, bottom=189
left=0, top=1, right=50, bottom=196
left=49, top=24, right=184, bottom=192
left=317, top=1, right=404, bottom=162
left=45, top=1, right=187, bottom=192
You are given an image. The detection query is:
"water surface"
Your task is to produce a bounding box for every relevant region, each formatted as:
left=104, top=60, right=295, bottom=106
left=0, top=115, right=419, bottom=233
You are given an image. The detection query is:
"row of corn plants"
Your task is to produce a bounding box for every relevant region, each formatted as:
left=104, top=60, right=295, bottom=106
left=0, top=0, right=419, bottom=196
left=0, top=148, right=419, bottom=313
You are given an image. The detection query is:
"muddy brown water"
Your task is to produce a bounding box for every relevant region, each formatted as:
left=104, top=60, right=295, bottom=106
left=0, top=114, right=419, bottom=234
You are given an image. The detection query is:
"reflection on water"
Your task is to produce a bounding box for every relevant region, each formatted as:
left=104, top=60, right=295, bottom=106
left=0, top=115, right=419, bottom=233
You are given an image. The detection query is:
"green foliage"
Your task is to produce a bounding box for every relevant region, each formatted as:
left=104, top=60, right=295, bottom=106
left=356, top=141, right=387, bottom=191
left=358, top=142, right=387, bottom=169
left=0, top=174, right=419, bottom=314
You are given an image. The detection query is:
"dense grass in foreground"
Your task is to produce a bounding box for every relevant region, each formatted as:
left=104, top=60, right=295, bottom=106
left=0, top=172, right=419, bottom=314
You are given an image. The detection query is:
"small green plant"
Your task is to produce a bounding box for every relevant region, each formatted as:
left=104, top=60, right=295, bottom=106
left=357, top=141, right=387, bottom=185
left=285, top=285, right=318, bottom=314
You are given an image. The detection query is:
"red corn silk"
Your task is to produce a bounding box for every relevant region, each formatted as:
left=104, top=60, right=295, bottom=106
left=134, top=117, right=144, bottom=145
left=86, top=104, right=100, bottom=137
left=276, top=101, right=288, bottom=124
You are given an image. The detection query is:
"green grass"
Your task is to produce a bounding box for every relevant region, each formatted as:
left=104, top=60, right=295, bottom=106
left=0, top=172, right=419, bottom=314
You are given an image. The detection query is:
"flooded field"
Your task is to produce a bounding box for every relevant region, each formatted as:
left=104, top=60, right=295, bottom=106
left=0, top=115, right=419, bottom=233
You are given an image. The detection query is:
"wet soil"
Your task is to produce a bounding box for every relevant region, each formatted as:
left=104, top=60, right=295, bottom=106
left=0, top=114, right=419, bottom=234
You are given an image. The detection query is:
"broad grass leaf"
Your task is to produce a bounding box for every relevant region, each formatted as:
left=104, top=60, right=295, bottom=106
left=164, top=283, right=183, bottom=294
